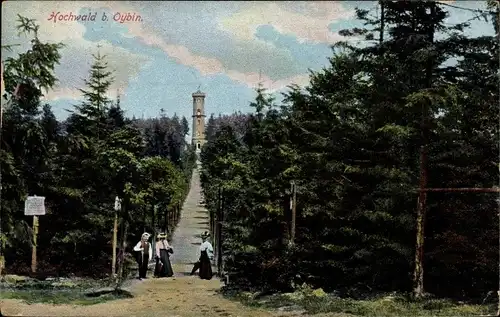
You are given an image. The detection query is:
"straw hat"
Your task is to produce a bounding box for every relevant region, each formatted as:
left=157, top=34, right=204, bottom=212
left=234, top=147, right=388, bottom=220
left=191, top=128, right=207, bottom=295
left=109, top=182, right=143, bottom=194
left=141, top=232, right=151, bottom=239
left=158, top=232, right=167, bottom=239
left=201, top=231, right=210, bottom=239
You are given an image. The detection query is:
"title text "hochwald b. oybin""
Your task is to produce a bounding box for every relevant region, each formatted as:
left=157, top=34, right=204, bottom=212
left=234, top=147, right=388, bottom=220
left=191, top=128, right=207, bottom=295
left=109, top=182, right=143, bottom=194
left=48, top=12, right=142, bottom=23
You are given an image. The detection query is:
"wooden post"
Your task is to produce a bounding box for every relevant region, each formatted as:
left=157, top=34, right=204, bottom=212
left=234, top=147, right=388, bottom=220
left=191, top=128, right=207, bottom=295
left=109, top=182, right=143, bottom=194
left=213, top=195, right=216, bottom=238
left=167, top=205, right=173, bottom=233
left=215, top=187, right=221, bottom=268
left=290, top=181, right=296, bottom=245
left=217, top=188, right=223, bottom=275
left=142, top=204, right=146, bottom=233
left=152, top=204, right=157, bottom=246
left=210, top=206, right=214, bottom=239
left=151, top=204, right=155, bottom=234
left=175, top=204, right=178, bottom=225
left=178, top=202, right=181, bottom=223
left=31, top=215, right=39, bottom=273
left=116, top=199, right=129, bottom=287
left=112, top=197, right=120, bottom=278
left=172, top=204, right=176, bottom=226
left=112, top=212, right=118, bottom=276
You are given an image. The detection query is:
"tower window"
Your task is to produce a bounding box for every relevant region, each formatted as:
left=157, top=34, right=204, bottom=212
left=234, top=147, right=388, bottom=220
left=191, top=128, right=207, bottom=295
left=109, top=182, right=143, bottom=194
left=197, top=109, right=201, bottom=116
left=197, top=143, right=201, bottom=149
left=197, top=131, right=200, bottom=136
left=198, top=119, right=201, bottom=125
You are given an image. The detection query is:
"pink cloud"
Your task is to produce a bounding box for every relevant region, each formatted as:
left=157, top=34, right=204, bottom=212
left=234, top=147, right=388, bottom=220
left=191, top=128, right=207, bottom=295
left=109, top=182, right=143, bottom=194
left=107, top=2, right=312, bottom=92
left=4, top=1, right=316, bottom=100
left=218, top=2, right=354, bottom=44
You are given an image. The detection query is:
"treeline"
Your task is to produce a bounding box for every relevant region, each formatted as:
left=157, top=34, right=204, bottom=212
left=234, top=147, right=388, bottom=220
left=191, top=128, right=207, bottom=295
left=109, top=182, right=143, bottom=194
left=0, top=16, right=196, bottom=278
left=200, top=1, right=499, bottom=301
left=205, top=112, right=251, bottom=141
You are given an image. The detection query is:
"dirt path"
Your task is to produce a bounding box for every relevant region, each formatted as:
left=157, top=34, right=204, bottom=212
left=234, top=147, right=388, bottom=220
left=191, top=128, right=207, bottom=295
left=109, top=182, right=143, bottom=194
left=169, top=167, right=211, bottom=274
left=0, top=268, right=284, bottom=317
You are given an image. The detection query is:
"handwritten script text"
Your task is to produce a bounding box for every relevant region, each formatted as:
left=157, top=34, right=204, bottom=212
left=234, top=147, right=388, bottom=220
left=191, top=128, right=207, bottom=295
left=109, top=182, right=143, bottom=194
left=48, top=12, right=143, bottom=23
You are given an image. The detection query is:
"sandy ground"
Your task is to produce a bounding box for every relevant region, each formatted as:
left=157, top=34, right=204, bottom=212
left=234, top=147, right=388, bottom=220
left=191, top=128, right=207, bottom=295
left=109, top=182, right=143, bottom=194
left=0, top=265, right=284, bottom=317
left=0, top=269, right=354, bottom=317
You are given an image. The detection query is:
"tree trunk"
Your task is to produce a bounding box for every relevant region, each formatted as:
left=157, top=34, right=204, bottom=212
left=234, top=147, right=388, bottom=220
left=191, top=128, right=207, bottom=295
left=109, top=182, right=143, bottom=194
left=413, top=1, right=435, bottom=299
left=379, top=0, right=385, bottom=45
left=142, top=204, right=146, bottom=233
left=151, top=204, right=155, bottom=233
left=163, top=206, right=171, bottom=232
left=495, top=4, right=500, bottom=316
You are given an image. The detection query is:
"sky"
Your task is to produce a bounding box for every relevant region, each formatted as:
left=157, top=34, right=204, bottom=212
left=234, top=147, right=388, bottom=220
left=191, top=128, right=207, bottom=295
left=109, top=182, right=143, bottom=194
left=1, top=1, right=494, bottom=130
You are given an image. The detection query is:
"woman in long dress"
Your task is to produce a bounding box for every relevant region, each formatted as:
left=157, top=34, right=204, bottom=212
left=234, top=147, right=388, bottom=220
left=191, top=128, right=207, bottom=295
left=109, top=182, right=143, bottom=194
left=190, top=231, right=213, bottom=280
left=154, top=232, right=174, bottom=277
left=133, top=232, right=153, bottom=280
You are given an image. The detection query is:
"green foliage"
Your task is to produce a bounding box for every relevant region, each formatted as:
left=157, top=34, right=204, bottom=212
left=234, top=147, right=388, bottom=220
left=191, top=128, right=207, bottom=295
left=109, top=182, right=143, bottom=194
left=201, top=0, right=499, bottom=302
left=0, top=278, right=133, bottom=305
left=227, top=290, right=495, bottom=316
left=1, top=16, right=195, bottom=278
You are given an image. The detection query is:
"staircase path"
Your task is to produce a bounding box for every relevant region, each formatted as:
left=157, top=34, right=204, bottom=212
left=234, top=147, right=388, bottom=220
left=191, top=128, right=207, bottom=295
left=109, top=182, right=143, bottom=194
left=170, top=167, right=211, bottom=275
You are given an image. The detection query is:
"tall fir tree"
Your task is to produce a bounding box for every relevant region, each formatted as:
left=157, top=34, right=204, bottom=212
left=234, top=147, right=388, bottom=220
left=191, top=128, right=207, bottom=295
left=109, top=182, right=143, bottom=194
left=67, top=49, right=114, bottom=139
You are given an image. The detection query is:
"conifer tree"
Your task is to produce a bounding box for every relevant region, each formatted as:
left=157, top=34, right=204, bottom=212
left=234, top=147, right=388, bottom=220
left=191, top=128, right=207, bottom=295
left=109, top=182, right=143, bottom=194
left=68, top=49, right=114, bottom=139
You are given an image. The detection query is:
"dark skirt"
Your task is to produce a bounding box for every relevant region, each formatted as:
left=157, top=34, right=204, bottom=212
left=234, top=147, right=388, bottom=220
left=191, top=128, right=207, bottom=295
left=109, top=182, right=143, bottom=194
left=136, top=251, right=149, bottom=278
left=199, top=250, right=212, bottom=280
left=154, top=249, right=173, bottom=277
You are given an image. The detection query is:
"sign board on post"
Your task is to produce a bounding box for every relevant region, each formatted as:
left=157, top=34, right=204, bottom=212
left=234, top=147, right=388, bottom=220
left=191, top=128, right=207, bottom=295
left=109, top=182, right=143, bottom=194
left=24, top=196, right=45, bottom=273
left=24, top=196, right=46, bottom=216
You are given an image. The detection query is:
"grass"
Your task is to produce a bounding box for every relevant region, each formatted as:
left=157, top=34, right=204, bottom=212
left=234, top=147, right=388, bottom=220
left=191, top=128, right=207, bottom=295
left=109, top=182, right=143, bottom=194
left=225, top=290, right=497, bottom=316
left=0, top=289, right=132, bottom=305
left=0, top=277, right=133, bottom=305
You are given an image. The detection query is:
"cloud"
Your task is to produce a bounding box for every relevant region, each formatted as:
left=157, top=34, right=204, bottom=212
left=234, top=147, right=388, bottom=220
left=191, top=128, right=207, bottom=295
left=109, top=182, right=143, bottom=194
left=95, top=2, right=312, bottom=91
left=2, top=1, right=89, bottom=44
left=225, top=71, right=310, bottom=93
left=2, top=1, right=318, bottom=98
left=218, top=1, right=354, bottom=44
left=43, top=87, right=82, bottom=101
left=2, top=1, right=151, bottom=101
left=42, top=38, right=151, bottom=102
left=127, top=24, right=311, bottom=91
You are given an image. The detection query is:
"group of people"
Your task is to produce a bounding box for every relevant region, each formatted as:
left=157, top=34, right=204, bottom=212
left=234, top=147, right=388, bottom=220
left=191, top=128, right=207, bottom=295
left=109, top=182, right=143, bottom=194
left=133, top=231, right=213, bottom=280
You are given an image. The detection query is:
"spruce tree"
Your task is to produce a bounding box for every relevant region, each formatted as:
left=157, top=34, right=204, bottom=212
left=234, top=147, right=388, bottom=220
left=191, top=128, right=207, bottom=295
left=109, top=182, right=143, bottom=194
left=68, top=49, right=114, bottom=139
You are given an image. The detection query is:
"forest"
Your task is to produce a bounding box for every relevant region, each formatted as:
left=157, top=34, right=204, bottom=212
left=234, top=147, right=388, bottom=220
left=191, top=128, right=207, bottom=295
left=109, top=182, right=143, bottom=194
left=0, top=0, right=499, bottom=311
left=200, top=0, right=500, bottom=303
left=0, top=15, right=197, bottom=279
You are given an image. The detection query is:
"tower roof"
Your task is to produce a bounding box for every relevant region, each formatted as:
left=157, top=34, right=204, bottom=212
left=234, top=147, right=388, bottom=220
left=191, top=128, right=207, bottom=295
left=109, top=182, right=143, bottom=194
left=192, top=90, right=205, bottom=97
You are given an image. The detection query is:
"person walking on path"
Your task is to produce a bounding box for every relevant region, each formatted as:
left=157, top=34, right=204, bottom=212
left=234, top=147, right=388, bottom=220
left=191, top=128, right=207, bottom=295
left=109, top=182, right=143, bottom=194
left=133, top=232, right=153, bottom=280
left=154, top=232, right=174, bottom=278
left=190, top=231, right=213, bottom=280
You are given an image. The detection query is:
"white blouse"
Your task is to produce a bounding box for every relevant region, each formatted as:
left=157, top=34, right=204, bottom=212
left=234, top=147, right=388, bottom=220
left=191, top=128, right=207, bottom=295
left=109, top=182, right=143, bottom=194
left=200, top=241, right=214, bottom=259
left=133, top=241, right=153, bottom=261
left=155, top=240, right=171, bottom=257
